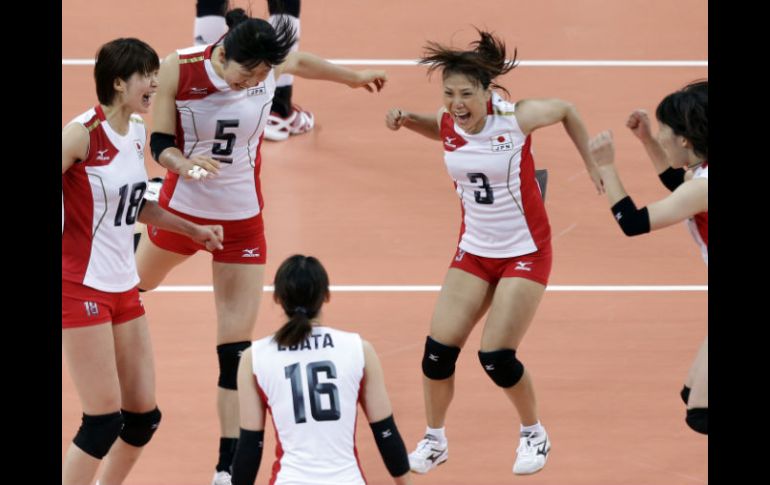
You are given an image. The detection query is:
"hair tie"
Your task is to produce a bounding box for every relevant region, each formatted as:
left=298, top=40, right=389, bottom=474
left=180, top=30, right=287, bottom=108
left=293, top=306, right=308, bottom=316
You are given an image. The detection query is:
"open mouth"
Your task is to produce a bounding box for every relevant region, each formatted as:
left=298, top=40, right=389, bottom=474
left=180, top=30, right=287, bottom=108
left=454, top=112, right=471, bottom=123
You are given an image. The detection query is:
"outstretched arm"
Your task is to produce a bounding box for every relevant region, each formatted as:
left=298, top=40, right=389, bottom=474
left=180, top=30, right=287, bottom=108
left=276, top=52, right=386, bottom=93
left=137, top=201, right=224, bottom=251
left=385, top=107, right=442, bottom=141
left=515, top=98, right=603, bottom=194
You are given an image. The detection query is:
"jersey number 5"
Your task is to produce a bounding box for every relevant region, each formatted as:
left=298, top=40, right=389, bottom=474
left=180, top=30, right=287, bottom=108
left=212, top=119, right=239, bottom=164
left=284, top=361, right=341, bottom=424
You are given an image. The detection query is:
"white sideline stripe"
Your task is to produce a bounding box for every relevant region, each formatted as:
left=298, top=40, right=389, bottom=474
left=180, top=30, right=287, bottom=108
left=153, top=285, right=707, bottom=293
left=62, top=58, right=708, bottom=67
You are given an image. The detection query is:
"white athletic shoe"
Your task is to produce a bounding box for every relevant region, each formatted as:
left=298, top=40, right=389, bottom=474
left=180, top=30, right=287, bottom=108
left=513, top=429, right=551, bottom=475
left=263, top=105, right=315, bottom=141
left=408, top=434, right=448, bottom=473
left=211, top=470, right=233, bottom=485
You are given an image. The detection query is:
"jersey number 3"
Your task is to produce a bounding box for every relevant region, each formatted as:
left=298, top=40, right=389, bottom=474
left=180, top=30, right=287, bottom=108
left=284, top=361, right=341, bottom=424
left=467, top=172, right=494, bottom=204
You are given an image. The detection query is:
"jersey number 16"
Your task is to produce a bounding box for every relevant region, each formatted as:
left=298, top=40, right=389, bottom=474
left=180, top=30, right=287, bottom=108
left=284, top=361, right=341, bottom=424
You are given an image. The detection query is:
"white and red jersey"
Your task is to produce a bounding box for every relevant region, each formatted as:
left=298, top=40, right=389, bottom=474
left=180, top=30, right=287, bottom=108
left=62, top=106, right=148, bottom=292
left=686, top=163, right=708, bottom=265
left=250, top=326, right=366, bottom=485
left=441, top=93, right=551, bottom=258
left=159, top=43, right=276, bottom=220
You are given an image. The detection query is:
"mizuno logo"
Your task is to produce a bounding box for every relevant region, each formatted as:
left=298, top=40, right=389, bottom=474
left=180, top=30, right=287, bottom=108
left=615, top=212, right=622, bottom=221
left=444, top=136, right=456, bottom=148
left=536, top=438, right=549, bottom=456
left=428, top=354, right=439, bottom=361
left=95, top=149, right=110, bottom=161
left=455, top=249, right=465, bottom=262
left=190, top=87, right=208, bottom=95
left=427, top=449, right=445, bottom=463
left=515, top=261, right=533, bottom=271
left=381, top=429, right=393, bottom=438
left=241, top=248, right=261, bottom=258
left=485, top=364, right=495, bottom=370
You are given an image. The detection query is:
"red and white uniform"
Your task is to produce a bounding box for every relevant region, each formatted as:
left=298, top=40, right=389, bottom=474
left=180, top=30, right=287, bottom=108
left=158, top=43, right=276, bottom=220
left=686, top=163, right=708, bottom=265
left=62, top=106, right=148, bottom=292
left=441, top=93, right=551, bottom=258
left=250, top=327, right=366, bottom=485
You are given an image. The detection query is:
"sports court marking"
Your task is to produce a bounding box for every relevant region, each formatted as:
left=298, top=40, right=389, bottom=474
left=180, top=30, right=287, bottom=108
left=62, top=58, right=708, bottom=67
left=153, top=285, right=707, bottom=292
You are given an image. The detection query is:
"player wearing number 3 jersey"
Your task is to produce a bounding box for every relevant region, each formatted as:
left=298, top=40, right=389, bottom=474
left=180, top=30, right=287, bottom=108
left=385, top=29, right=601, bottom=476
left=133, top=8, right=388, bottom=483
left=231, top=256, right=412, bottom=485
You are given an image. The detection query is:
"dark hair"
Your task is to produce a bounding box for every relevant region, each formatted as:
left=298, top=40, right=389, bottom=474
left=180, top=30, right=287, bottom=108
left=655, top=79, right=708, bottom=160
left=419, top=28, right=518, bottom=96
left=94, top=38, right=159, bottom=105
left=273, top=255, right=330, bottom=347
left=222, top=8, right=296, bottom=70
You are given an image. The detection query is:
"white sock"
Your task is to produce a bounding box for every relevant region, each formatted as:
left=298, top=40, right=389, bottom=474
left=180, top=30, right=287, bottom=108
left=194, top=16, right=228, bottom=45
left=520, top=421, right=544, bottom=435
left=426, top=426, right=446, bottom=443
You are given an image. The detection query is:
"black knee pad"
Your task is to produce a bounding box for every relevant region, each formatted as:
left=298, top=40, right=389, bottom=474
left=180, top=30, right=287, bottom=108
left=217, top=341, right=251, bottom=390
left=680, top=385, right=691, bottom=405
left=421, top=336, right=461, bottom=380
left=72, top=411, right=124, bottom=459
left=478, top=349, right=524, bottom=388
left=120, top=407, right=162, bottom=447
left=685, top=408, right=708, bottom=435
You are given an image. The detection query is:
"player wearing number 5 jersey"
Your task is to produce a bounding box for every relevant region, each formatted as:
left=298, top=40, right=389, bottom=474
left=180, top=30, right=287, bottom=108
left=231, top=255, right=412, bottom=485
left=385, top=29, right=601, bottom=476
left=61, top=38, right=222, bottom=485
left=134, top=8, right=387, bottom=484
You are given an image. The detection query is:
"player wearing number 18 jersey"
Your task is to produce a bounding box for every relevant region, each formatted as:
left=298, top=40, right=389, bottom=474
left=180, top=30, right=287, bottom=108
left=61, top=38, right=222, bottom=485
left=385, top=29, right=602, bottom=476
left=231, top=256, right=412, bottom=485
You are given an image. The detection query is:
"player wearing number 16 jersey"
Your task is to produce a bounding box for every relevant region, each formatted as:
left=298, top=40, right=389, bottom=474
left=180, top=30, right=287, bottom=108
left=385, top=29, right=602, bottom=476
left=231, top=255, right=412, bottom=485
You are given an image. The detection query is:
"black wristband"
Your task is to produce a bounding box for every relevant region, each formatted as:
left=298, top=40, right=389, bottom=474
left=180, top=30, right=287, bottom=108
left=231, top=429, right=264, bottom=485
left=370, top=415, right=410, bottom=477
left=611, top=196, right=651, bottom=236
left=149, top=132, right=176, bottom=163
left=659, top=167, right=686, bottom=192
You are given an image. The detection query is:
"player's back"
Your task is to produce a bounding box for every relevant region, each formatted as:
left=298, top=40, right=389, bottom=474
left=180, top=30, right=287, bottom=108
left=250, top=326, right=366, bottom=485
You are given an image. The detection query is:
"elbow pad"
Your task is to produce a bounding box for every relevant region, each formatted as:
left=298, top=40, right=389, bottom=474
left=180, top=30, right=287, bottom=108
left=611, top=196, right=651, bottom=237
left=370, top=415, right=410, bottom=477
left=659, top=167, right=686, bottom=192
left=149, top=132, right=177, bottom=162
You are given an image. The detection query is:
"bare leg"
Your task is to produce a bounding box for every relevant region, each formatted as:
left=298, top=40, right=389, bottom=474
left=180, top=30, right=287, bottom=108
left=62, top=324, right=121, bottom=485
